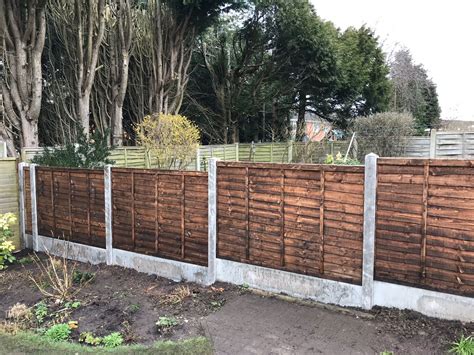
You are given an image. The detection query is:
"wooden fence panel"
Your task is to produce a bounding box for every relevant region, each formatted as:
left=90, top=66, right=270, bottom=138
left=35, top=167, right=106, bottom=248
left=375, top=158, right=474, bottom=297
left=111, top=168, right=208, bottom=266
left=217, top=161, right=365, bottom=285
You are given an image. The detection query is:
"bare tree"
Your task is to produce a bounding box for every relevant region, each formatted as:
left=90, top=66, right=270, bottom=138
left=48, top=0, right=106, bottom=136
left=0, top=0, right=46, bottom=149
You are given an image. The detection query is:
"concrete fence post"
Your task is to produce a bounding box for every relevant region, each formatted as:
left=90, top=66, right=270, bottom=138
left=18, top=162, right=28, bottom=248
left=104, top=165, right=114, bottom=265
left=196, top=148, right=201, bottom=171
left=29, top=163, right=39, bottom=251
left=207, top=158, right=218, bottom=285
left=235, top=143, right=239, bottom=162
left=429, top=129, right=437, bottom=158
left=362, top=153, right=378, bottom=309
left=288, top=141, right=293, bottom=163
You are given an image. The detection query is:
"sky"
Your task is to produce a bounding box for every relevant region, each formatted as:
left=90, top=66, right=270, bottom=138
left=311, top=0, right=474, bottom=121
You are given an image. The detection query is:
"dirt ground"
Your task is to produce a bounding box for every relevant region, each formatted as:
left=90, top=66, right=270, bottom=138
left=1, top=251, right=472, bottom=354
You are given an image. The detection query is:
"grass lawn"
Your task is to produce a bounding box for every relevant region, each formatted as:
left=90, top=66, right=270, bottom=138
left=0, top=331, right=213, bottom=354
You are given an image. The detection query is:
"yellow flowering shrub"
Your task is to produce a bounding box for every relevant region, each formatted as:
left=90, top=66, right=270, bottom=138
left=135, top=113, right=201, bottom=170
left=0, top=212, right=17, bottom=269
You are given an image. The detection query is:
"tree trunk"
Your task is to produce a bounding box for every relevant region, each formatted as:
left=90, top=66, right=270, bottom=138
left=78, top=95, right=91, bottom=136
left=297, top=92, right=307, bottom=141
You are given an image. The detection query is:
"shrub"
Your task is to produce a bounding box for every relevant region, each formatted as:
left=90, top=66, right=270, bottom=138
left=135, top=113, right=200, bottom=170
left=156, top=316, right=179, bottom=333
left=102, top=332, right=124, bottom=348
left=325, top=152, right=361, bottom=165
left=0, top=212, right=17, bottom=270
left=352, top=112, right=415, bottom=159
left=31, top=129, right=114, bottom=168
left=44, top=323, right=71, bottom=342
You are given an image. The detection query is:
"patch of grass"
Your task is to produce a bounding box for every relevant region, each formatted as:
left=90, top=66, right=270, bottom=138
left=0, top=331, right=212, bottom=354
left=449, top=335, right=474, bottom=355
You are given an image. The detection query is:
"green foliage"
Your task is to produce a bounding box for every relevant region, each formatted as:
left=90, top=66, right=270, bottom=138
left=64, top=301, right=81, bottom=310
left=18, top=256, right=33, bottom=265
left=449, top=335, right=474, bottom=355
left=353, top=111, right=415, bottom=159
left=102, top=332, right=124, bottom=348
left=156, top=316, right=179, bottom=331
left=79, top=332, right=103, bottom=346
left=34, top=302, right=48, bottom=324
left=325, top=152, right=360, bottom=165
left=72, top=270, right=95, bottom=285
left=44, top=323, right=71, bottom=342
left=135, top=113, right=200, bottom=169
left=380, top=351, right=394, bottom=355
left=0, top=212, right=17, bottom=270
left=127, top=304, right=141, bottom=314
left=31, top=129, right=114, bottom=168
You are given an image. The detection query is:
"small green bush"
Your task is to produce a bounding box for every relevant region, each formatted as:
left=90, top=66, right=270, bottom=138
left=31, top=129, right=114, bottom=168
left=79, top=332, right=102, bottom=346
left=0, top=212, right=17, bottom=270
left=34, top=302, right=48, bottom=324
left=44, top=323, right=71, bottom=342
left=156, top=316, right=179, bottom=332
left=102, top=332, right=123, bottom=348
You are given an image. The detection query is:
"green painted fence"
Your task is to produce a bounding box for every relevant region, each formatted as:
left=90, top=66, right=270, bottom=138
left=21, top=140, right=351, bottom=171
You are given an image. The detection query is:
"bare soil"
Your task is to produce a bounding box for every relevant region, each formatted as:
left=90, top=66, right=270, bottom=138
left=1, top=251, right=472, bottom=354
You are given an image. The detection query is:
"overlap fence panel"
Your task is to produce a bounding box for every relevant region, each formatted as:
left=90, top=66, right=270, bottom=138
left=375, top=158, right=474, bottom=297
left=216, top=161, right=365, bottom=285
left=111, top=168, right=208, bottom=266
left=35, top=167, right=106, bottom=248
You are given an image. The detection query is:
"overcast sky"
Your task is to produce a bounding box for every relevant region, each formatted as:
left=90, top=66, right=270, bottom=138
left=311, top=0, right=474, bottom=121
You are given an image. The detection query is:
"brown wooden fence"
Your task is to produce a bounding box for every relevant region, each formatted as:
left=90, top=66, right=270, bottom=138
left=34, top=167, right=106, bottom=248
left=111, top=168, right=208, bottom=266
left=216, top=161, right=365, bottom=285
left=375, top=158, right=474, bottom=297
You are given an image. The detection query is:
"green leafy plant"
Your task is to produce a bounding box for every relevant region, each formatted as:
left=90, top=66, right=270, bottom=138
left=380, top=351, right=394, bottom=355
left=0, top=212, right=17, bottom=270
left=64, top=301, right=81, bottom=310
left=31, top=129, right=114, bottom=168
left=102, top=332, right=124, bottom=348
left=156, top=316, right=179, bottom=332
left=449, top=335, right=474, bottom=355
left=210, top=300, right=224, bottom=309
left=44, top=323, right=71, bottom=342
left=72, top=270, right=95, bottom=285
left=79, top=332, right=103, bottom=346
left=127, top=303, right=140, bottom=314
left=34, top=302, right=48, bottom=324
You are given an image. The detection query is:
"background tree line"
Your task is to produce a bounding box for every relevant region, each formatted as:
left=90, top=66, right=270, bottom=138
left=0, top=0, right=441, bottom=155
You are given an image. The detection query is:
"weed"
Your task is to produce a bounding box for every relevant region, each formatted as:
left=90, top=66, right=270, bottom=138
left=238, top=283, right=250, bottom=293
left=121, top=320, right=137, bottom=343
left=34, top=302, right=48, bottom=324
left=29, top=252, right=83, bottom=302
left=79, top=332, right=103, bottom=346
left=72, top=270, right=95, bottom=285
left=160, top=285, right=191, bottom=306
left=380, top=351, right=394, bottom=355
left=156, top=316, right=179, bottom=333
left=210, top=300, right=224, bottom=309
left=102, top=332, right=124, bottom=348
left=449, top=335, right=474, bottom=355
left=64, top=301, right=81, bottom=310
left=44, top=323, right=71, bottom=342
left=18, top=256, right=33, bottom=265
left=127, top=303, right=140, bottom=314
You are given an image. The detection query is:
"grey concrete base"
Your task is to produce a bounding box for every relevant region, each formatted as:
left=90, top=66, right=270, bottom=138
left=216, top=258, right=365, bottom=308
left=113, top=248, right=209, bottom=284
left=374, top=281, right=474, bottom=322
left=25, top=234, right=106, bottom=265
